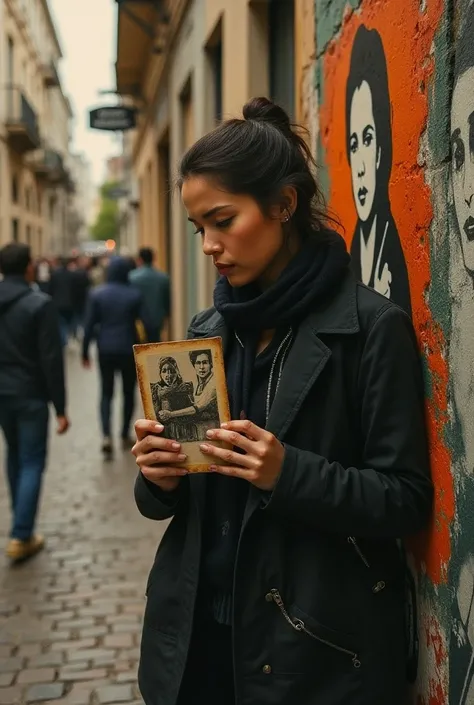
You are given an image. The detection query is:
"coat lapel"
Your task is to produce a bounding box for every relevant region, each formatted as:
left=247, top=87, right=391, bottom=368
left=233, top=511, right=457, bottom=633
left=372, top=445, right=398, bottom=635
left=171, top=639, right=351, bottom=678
left=265, top=318, right=331, bottom=440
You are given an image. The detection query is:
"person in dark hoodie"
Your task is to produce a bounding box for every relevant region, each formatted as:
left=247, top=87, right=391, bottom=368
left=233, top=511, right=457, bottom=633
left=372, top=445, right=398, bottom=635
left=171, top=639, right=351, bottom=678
left=0, top=243, right=70, bottom=563
left=82, top=256, right=152, bottom=457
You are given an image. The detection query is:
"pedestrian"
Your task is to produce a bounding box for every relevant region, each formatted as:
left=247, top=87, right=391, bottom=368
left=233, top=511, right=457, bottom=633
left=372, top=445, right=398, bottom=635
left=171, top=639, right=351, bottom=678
left=49, top=256, right=76, bottom=346
left=129, top=247, right=170, bottom=342
left=0, top=243, right=69, bottom=562
left=70, top=255, right=91, bottom=340
left=82, top=256, right=152, bottom=458
left=34, top=257, right=52, bottom=294
left=88, top=256, right=105, bottom=288
left=132, top=97, right=433, bottom=705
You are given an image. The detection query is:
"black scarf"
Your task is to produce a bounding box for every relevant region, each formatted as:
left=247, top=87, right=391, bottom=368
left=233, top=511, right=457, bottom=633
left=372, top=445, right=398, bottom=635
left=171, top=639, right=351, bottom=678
left=202, top=231, right=350, bottom=626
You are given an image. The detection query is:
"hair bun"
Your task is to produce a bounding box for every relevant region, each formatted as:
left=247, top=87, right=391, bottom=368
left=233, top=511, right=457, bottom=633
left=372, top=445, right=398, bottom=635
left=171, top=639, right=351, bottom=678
left=243, top=97, right=292, bottom=136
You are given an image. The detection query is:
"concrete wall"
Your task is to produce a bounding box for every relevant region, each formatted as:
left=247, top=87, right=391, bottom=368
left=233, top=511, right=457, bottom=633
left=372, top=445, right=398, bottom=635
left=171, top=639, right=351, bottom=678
left=313, top=0, right=474, bottom=701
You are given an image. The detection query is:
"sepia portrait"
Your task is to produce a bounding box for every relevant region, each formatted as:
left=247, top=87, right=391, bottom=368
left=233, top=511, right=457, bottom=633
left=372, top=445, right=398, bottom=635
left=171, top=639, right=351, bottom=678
left=134, top=337, right=231, bottom=472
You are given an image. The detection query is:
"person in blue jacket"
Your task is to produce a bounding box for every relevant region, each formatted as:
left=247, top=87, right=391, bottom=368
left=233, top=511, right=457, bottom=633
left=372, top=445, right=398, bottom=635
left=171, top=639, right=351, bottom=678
left=82, top=256, right=151, bottom=457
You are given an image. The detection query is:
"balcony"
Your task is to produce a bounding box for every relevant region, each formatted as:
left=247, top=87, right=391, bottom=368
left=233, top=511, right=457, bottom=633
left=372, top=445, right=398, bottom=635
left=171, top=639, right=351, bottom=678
left=24, top=148, right=67, bottom=184
left=42, top=60, right=61, bottom=88
left=5, top=86, right=41, bottom=154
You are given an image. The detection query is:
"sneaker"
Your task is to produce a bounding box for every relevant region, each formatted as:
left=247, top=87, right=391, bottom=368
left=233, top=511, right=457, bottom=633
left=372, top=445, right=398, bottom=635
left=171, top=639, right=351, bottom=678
left=6, top=535, right=45, bottom=562
left=101, top=437, right=113, bottom=457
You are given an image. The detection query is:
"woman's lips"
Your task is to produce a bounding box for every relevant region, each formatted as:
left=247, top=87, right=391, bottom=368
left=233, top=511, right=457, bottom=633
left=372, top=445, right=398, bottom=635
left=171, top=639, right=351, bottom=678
left=464, top=216, right=474, bottom=242
left=358, top=186, right=368, bottom=206
left=215, top=264, right=235, bottom=276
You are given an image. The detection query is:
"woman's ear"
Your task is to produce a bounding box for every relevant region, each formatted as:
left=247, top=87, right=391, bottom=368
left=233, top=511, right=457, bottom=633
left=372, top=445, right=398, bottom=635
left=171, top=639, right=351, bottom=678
left=279, top=186, right=298, bottom=219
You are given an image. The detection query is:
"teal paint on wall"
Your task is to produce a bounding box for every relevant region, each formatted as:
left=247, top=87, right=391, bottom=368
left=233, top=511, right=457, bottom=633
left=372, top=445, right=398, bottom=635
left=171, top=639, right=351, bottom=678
left=315, top=0, right=362, bottom=58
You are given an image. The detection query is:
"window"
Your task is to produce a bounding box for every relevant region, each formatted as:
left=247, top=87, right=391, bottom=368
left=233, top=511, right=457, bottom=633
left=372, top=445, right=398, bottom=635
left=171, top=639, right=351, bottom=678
left=268, top=0, right=295, bottom=117
left=12, top=219, right=19, bottom=242
left=26, top=224, right=31, bottom=244
left=7, top=37, right=14, bottom=84
left=12, top=176, right=19, bottom=203
left=206, top=19, right=223, bottom=125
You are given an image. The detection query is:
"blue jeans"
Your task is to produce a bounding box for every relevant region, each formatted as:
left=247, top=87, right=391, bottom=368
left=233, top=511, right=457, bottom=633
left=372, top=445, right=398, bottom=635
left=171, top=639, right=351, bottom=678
left=0, top=397, right=49, bottom=541
left=98, top=354, right=136, bottom=438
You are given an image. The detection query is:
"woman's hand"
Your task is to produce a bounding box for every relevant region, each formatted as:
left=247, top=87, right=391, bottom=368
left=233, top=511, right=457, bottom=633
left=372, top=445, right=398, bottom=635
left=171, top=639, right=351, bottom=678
left=158, top=410, right=172, bottom=423
left=199, top=420, right=284, bottom=491
left=132, top=419, right=188, bottom=492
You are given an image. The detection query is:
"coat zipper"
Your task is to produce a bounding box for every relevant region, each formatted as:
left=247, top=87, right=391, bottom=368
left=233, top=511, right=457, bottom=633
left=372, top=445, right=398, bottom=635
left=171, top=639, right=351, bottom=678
left=347, top=536, right=370, bottom=568
left=270, top=589, right=361, bottom=669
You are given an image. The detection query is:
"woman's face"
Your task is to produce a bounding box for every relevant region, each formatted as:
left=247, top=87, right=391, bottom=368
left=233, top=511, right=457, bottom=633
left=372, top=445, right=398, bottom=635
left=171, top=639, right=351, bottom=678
left=160, top=363, right=177, bottom=386
left=181, top=176, right=288, bottom=288
left=451, top=67, right=474, bottom=274
left=194, top=354, right=211, bottom=380
left=349, top=80, right=381, bottom=223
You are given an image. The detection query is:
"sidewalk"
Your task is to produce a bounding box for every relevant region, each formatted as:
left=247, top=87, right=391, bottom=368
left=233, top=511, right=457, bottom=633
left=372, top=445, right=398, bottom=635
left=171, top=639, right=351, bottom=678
left=0, top=346, right=166, bottom=705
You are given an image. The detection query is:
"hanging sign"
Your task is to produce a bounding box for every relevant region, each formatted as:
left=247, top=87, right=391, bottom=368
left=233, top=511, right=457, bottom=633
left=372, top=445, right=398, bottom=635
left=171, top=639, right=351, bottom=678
left=89, top=106, right=136, bottom=131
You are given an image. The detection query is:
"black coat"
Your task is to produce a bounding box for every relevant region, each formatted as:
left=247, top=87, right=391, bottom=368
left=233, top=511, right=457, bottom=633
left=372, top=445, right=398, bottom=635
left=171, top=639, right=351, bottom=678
left=135, top=272, right=432, bottom=705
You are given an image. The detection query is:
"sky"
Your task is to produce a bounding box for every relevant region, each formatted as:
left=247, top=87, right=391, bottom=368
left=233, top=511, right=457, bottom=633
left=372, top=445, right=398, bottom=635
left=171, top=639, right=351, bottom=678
left=48, top=0, right=121, bottom=187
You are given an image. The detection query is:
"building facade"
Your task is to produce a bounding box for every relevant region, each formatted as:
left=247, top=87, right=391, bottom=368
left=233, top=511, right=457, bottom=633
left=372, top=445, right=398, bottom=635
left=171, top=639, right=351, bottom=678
left=115, top=0, right=474, bottom=702
left=66, top=152, right=93, bottom=249
left=0, top=0, right=75, bottom=256
left=115, top=0, right=314, bottom=339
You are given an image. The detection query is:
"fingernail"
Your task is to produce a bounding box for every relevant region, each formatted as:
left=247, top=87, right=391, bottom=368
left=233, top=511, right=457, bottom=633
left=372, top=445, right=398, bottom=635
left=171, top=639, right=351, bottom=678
left=206, top=430, right=215, bottom=438
left=178, top=454, right=187, bottom=461
left=179, top=469, right=189, bottom=475
left=172, top=442, right=180, bottom=450
left=220, top=422, right=229, bottom=429
left=209, top=465, right=217, bottom=472
left=155, top=423, right=164, bottom=431
left=200, top=443, right=209, bottom=451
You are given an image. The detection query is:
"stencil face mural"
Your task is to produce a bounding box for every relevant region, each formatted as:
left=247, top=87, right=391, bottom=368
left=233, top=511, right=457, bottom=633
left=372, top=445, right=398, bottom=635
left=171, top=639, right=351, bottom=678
left=346, top=25, right=412, bottom=316
left=449, top=4, right=474, bottom=704
left=451, top=8, right=474, bottom=276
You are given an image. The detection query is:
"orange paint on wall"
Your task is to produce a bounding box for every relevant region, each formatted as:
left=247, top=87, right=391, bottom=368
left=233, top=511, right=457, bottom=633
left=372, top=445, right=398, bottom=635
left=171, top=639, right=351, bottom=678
left=319, top=0, right=453, bottom=584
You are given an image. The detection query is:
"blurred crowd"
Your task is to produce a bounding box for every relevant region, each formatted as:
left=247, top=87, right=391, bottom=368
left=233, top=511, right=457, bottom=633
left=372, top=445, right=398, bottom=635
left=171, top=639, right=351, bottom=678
left=0, top=243, right=170, bottom=561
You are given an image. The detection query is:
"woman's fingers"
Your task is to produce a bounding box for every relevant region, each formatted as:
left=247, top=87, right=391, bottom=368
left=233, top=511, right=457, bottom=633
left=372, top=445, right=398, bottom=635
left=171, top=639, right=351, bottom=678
left=132, top=434, right=182, bottom=458
left=134, top=419, right=164, bottom=441
left=204, top=427, right=255, bottom=453
left=135, top=451, right=187, bottom=466
left=140, top=465, right=189, bottom=482
left=199, top=442, right=255, bottom=469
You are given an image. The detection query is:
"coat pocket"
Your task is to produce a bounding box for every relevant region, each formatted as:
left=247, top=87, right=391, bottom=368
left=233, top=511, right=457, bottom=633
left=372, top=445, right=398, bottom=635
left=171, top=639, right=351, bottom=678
left=138, top=626, right=178, bottom=705
left=270, top=589, right=361, bottom=669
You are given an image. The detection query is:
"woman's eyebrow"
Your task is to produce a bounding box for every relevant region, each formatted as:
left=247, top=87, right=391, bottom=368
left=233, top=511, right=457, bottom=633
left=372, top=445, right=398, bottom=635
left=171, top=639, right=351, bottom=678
left=187, top=205, right=231, bottom=222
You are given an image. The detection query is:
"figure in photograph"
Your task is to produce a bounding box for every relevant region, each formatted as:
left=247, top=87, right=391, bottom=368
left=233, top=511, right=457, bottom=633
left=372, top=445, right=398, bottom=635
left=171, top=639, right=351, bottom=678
left=188, top=349, right=219, bottom=438
left=150, top=356, right=198, bottom=443
left=346, top=24, right=411, bottom=316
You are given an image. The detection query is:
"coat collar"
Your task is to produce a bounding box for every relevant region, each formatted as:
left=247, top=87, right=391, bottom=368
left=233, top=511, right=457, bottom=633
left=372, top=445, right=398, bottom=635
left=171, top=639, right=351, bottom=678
left=188, top=269, right=359, bottom=438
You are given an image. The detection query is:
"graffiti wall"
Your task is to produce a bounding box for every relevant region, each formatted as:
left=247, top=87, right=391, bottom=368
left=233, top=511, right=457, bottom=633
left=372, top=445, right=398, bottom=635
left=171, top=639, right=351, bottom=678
left=315, top=0, right=474, bottom=702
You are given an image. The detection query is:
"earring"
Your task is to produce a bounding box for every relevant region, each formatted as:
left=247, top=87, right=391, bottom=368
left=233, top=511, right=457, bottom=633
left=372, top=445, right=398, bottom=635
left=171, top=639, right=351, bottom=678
left=283, top=209, right=291, bottom=223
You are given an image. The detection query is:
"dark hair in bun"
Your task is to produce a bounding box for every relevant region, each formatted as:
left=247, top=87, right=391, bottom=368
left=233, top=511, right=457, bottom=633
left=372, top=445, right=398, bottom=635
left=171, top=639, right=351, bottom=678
left=178, top=96, right=334, bottom=238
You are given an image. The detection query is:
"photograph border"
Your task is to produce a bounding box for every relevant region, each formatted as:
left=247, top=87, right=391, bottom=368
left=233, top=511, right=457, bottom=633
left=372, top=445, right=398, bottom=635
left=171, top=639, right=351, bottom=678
left=133, top=336, right=231, bottom=472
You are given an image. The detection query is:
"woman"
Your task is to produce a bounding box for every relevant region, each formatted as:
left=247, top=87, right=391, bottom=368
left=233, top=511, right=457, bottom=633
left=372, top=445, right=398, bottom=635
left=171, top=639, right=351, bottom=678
left=132, top=97, right=432, bottom=705
left=151, top=356, right=197, bottom=443
left=346, top=25, right=411, bottom=316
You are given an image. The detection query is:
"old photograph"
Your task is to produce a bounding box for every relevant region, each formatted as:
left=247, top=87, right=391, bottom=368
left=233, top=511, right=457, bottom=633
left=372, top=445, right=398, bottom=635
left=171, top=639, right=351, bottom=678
left=133, top=337, right=231, bottom=472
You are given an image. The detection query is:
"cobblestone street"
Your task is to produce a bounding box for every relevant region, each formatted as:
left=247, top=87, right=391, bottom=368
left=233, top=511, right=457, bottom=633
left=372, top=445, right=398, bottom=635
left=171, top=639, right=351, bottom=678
left=0, top=346, right=165, bottom=705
